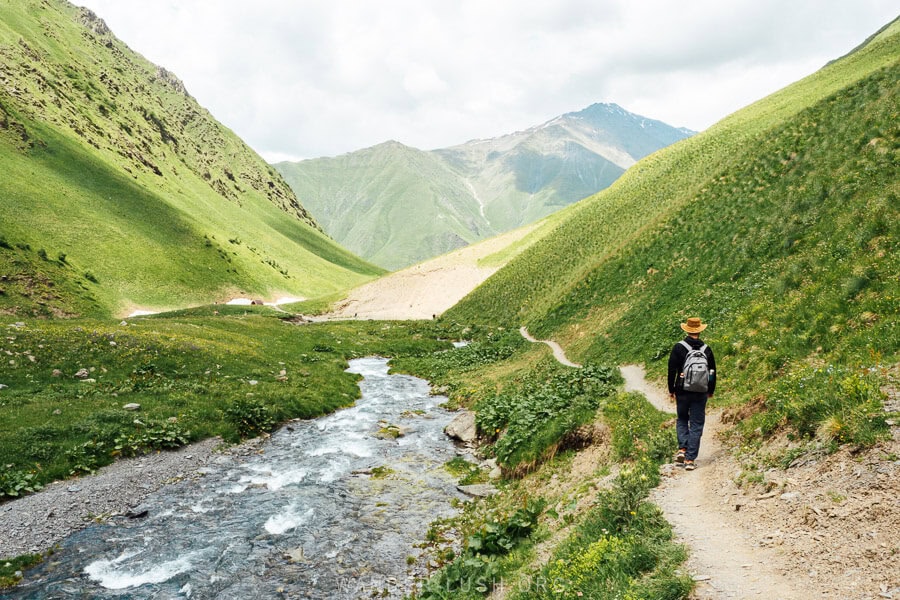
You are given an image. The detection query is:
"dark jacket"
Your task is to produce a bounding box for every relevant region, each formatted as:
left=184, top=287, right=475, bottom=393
left=668, top=336, right=716, bottom=397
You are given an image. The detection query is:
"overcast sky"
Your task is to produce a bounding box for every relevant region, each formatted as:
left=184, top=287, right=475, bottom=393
left=75, top=1, right=897, bottom=162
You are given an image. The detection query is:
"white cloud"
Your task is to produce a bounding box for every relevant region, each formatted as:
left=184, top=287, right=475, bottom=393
left=74, top=0, right=898, bottom=161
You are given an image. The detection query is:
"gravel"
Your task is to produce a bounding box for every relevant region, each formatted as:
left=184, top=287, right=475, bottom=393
left=0, top=436, right=265, bottom=559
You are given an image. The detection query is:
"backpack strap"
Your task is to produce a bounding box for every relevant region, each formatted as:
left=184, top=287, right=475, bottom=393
left=680, top=340, right=707, bottom=354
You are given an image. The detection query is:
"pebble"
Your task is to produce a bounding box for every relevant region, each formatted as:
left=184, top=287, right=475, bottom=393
left=0, top=438, right=225, bottom=559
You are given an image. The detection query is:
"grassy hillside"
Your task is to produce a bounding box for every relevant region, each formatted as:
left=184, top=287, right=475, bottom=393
left=277, top=141, right=484, bottom=270
left=276, top=104, right=691, bottom=270
left=0, top=0, right=382, bottom=318
left=448, top=18, right=899, bottom=393
left=393, top=20, right=899, bottom=599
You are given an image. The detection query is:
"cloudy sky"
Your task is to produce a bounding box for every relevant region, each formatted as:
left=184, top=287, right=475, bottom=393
left=75, top=1, right=897, bottom=162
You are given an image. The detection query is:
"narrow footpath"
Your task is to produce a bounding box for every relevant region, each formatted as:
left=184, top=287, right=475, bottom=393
left=518, top=327, right=581, bottom=368
left=620, top=365, right=807, bottom=599
left=521, top=330, right=808, bottom=599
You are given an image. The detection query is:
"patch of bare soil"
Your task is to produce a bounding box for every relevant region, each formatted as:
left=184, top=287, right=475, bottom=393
left=323, top=225, right=538, bottom=321
left=622, top=364, right=900, bottom=600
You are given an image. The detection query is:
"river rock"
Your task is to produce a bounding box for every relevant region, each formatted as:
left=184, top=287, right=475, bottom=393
left=457, top=484, right=499, bottom=498
left=444, top=410, right=477, bottom=443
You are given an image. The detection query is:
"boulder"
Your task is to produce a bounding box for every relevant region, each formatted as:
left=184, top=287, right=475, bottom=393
left=444, top=410, right=477, bottom=443
left=73, top=368, right=90, bottom=379
left=123, top=403, right=141, bottom=411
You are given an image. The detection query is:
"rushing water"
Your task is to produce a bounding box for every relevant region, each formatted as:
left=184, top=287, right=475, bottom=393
left=10, top=358, right=463, bottom=599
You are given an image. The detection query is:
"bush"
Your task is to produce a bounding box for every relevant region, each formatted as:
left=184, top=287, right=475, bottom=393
left=66, top=439, right=110, bottom=475
left=114, top=420, right=191, bottom=456
left=0, top=464, right=43, bottom=500
left=224, top=397, right=275, bottom=439
left=477, top=364, right=621, bottom=470
left=416, top=499, right=547, bottom=599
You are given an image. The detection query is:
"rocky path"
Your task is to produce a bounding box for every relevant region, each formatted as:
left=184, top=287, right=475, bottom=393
left=524, top=336, right=812, bottom=598
left=621, top=365, right=808, bottom=599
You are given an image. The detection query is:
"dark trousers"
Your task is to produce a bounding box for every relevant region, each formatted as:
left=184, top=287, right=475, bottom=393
left=675, top=394, right=708, bottom=461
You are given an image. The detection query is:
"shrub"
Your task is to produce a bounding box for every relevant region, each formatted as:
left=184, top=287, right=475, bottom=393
left=0, top=465, right=43, bottom=500
left=114, top=420, right=191, bottom=456
left=224, top=397, right=275, bottom=439
left=66, top=439, right=110, bottom=475
left=416, top=499, right=547, bottom=599
left=477, top=364, right=621, bottom=470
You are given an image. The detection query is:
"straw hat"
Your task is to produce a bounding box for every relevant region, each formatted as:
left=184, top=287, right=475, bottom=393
left=680, top=317, right=707, bottom=333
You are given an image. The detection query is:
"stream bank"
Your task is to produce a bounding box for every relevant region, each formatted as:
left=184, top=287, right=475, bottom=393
left=5, top=358, right=464, bottom=599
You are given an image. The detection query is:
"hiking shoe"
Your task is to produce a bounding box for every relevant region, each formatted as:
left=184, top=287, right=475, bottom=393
left=684, top=460, right=696, bottom=471
left=675, top=449, right=686, bottom=464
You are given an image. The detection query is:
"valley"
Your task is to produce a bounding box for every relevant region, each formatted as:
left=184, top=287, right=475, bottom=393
left=1, top=2, right=898, bottom=599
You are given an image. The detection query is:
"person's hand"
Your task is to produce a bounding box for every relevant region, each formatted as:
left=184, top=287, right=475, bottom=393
left=669, top=393, right=675, bottom=401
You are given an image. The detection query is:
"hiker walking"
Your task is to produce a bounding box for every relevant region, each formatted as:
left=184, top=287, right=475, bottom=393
left=668, top=317, right=716, bottom=471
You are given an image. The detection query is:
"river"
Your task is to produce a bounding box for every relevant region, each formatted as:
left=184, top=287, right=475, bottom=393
left=8, top=357, right=463, bottom=599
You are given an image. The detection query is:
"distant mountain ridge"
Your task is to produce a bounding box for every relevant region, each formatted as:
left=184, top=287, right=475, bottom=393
left=276, top=104, right=693, bottom=270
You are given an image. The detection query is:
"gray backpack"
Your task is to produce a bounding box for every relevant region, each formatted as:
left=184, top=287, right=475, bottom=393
left=680, top=341, right=709, bottom=393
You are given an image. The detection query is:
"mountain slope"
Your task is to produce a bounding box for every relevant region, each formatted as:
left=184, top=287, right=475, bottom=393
left=0, top=0, right=382, bottom=318
left=447, top=17, right=899, bottom=379
left=275, top=141, right=485, bottom=270
left=397, top=21, right=899, bottom=600
left=275, top=104, right=692, bottom=270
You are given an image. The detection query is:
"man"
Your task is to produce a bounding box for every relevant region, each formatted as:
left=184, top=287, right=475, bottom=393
left=668, top=317, right=716, bottom=471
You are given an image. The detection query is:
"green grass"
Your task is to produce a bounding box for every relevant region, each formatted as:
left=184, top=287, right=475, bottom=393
left=0, top=0, right=383, bottom=319
left=0, top=313, right=450, bottom=499
left=0, top=552, right=46, bottom=588
left=445, top=22, right=900, bottom=449
left=407, top=366, right=689, bottom=600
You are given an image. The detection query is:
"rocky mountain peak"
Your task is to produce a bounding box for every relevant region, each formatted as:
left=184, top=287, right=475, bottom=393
left=78, top=8, right=110, bottom=37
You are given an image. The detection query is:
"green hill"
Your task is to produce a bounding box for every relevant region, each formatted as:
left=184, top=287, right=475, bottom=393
left=448, top=17, right=899, bottom=386
left=275, top=104, right=691, bottom=270
left=391, top=21, right=898, bottom=598
left=0, top=0, right=382, bottom=318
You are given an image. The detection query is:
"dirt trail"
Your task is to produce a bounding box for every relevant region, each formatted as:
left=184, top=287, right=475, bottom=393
left=523, top=340, right=811, bottom=598
left=621, top=365, right=808, bottom=599
left=519, top=326, right=582, bottom=368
